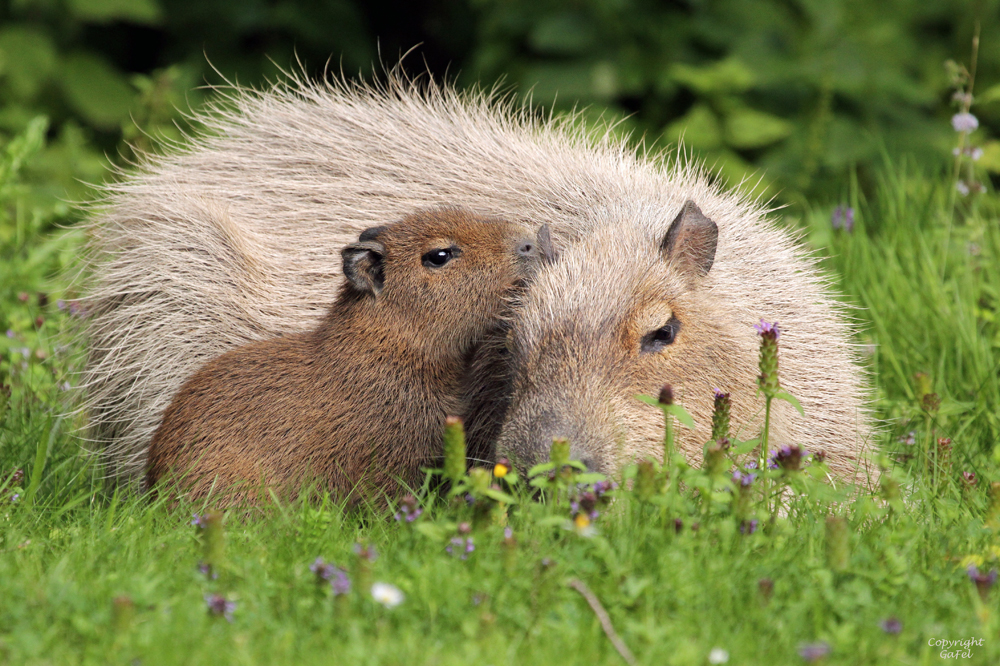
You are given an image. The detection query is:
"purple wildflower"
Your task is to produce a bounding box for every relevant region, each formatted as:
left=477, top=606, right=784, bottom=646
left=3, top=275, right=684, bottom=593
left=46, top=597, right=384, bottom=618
left=592, top=480, right=614, bottom=497
left=772, top=445, right=806, bottom=472
left=204, top=594, right=236, bottom=622
left=739, top=519, right=759, bottom=535
left=5, top=330, right=13, bottom=339
left=952, top=112, right=979, bottom=132
left=711, top=389, right=732, bottom=441
left=953, top=146, right=984, bottom=160
left=56, top=299, right=66, bottom=310
left=10, top=493, right=19, bottom=503
left=732, top=469, right=757, bottom=487
left=879, top=617, right=902, bottom=634
left=658, top=383, right=674, bottom=406
left=331, top=568, right=351, bottom=595
left=758, top=577, right=774, bottom=602
left=798, top=641, right=831, bottom=661
left=191, top=514, right=205, bottom=528
left=754, top=319, right=780, bottom=340
left=197, top=561, right=218, bottom=579
left=831, top=206, right=855, bottom=232
left=393, top=494, right=423, bottom=523
left=503, top=526, right=513, bottom=540
left=446, top=536, right=475, bottom=559
left=967, top=565, right=998, bottom=600
left=899, top=431, right=916, bottom=446
left=352, top=543, right=378, bottom=562
left=962, top=471, right=976, bottom=486
left=310, top=557, right=338, bottom=582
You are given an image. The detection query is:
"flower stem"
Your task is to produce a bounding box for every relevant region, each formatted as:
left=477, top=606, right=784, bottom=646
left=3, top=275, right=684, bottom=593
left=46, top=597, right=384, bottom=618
left=663, top=410, right=674, bottom=468
left=761, top=395, right=773, bottom=512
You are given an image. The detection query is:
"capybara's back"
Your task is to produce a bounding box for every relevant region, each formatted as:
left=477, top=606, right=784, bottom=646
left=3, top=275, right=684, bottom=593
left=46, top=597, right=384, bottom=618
left=81, top=71, right=873, bottom=487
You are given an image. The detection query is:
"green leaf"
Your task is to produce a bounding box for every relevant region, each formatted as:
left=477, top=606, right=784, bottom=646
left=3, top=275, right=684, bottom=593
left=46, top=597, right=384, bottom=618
left=976, top=141, right=1000, bottom=173
left=537, top=516, right=567, bottom=528
left=636, top=395, right=695, bottom=428
left=61, top=53, right=135, bottom=129
left=528, top=12, right=596, bottom=55
left=977, top=83, right=1000, bottom=105
left=664, top=103, right=722, bottom=150
left=527, top=461, right=555, bottom=478
left=663, top=404, right=696, bottom=430
left=414, top=522, right=451, bottom=542
left=732, top=438, right=760, bottom=456
left=635, top=394, right=661, bottom=407
left=519, top=63, right=597, bottom=105
left=0, top=27, right=57, bottom=99
left=774, top=391, right=805, bottom=416
left=481, top=488, right=517, bottom=504
left=67, top=0, right=162, bottom=25
left=669, top=58, right=755, bottom=95
left=724, top=106, right=794, bottom=149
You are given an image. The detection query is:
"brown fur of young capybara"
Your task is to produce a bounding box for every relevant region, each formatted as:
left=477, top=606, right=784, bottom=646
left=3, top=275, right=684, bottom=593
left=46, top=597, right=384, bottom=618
left=145, top=208, right=540, bottom=504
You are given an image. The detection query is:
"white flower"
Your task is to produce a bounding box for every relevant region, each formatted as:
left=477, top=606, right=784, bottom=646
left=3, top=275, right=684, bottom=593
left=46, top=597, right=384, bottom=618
left=952, top=112, right=979, bottom=133
left=708, top=647, right=730, bottom=664
left=956, top=180, right=970, bottom=196
left=371, top=582, right=404, bottom=608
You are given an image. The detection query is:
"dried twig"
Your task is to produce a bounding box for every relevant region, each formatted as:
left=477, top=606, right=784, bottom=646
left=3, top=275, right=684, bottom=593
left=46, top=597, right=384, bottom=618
left=567, top=578, right=636, bottom=665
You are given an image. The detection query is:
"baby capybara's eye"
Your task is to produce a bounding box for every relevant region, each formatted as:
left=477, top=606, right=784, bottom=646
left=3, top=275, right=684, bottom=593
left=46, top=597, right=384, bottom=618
left=640, top=316, right=681, bottom=353
left=422, top=247, right=456, bottom=268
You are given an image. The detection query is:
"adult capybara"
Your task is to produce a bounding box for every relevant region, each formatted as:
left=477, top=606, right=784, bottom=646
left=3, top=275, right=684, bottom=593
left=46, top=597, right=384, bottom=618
left=79, top=71, right=872, bottom=488
left=495, top=201, right=873, bottom=483
left=145, top=209, right=542, bottom=503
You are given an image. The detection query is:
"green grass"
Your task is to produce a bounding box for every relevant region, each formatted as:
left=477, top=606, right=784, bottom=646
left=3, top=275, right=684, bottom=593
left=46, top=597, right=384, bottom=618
left=2, top=125, right=999, bottom=665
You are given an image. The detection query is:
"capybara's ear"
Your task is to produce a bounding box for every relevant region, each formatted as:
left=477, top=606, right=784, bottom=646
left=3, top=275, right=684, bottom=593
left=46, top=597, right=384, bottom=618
left=660, top=200, right=719, bottom=277
left=536, top=224, right=559, bottom=264
left=342, top=240, right=386, bottom=295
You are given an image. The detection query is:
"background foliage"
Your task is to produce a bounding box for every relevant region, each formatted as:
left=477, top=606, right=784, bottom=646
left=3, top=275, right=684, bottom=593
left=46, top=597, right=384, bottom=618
left=1, top=0, right=999, bottom=205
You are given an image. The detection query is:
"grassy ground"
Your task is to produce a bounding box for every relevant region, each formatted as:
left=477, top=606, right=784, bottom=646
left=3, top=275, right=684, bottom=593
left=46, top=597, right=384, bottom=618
left=1, top=122, right=999, bottom=665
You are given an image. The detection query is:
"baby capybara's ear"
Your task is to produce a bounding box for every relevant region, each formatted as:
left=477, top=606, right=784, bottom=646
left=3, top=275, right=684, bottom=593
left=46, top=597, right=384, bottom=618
left=535, top=224, right=559, bottom=264
left=660, top=200, right=719, bottom=278
left=342, top=239, right=386, bottom=295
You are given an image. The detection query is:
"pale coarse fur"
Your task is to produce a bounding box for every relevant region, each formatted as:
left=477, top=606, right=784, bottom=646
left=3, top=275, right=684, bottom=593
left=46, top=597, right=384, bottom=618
left=495, top=203, right=873, bottom=483
left=79, top=68, right=874, bottom=488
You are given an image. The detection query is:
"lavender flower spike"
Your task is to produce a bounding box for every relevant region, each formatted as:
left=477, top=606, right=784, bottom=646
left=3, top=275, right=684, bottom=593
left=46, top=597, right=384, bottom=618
left=205, top=594, right=236, bottom=622
left=754, top=319, right=780, bottom=340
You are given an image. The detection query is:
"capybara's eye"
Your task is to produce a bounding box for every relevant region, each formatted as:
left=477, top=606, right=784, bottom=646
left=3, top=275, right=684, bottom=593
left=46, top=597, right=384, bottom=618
left=422, top=247, right=456, bottom=268
left=640, top=317, right=680, bottom=353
